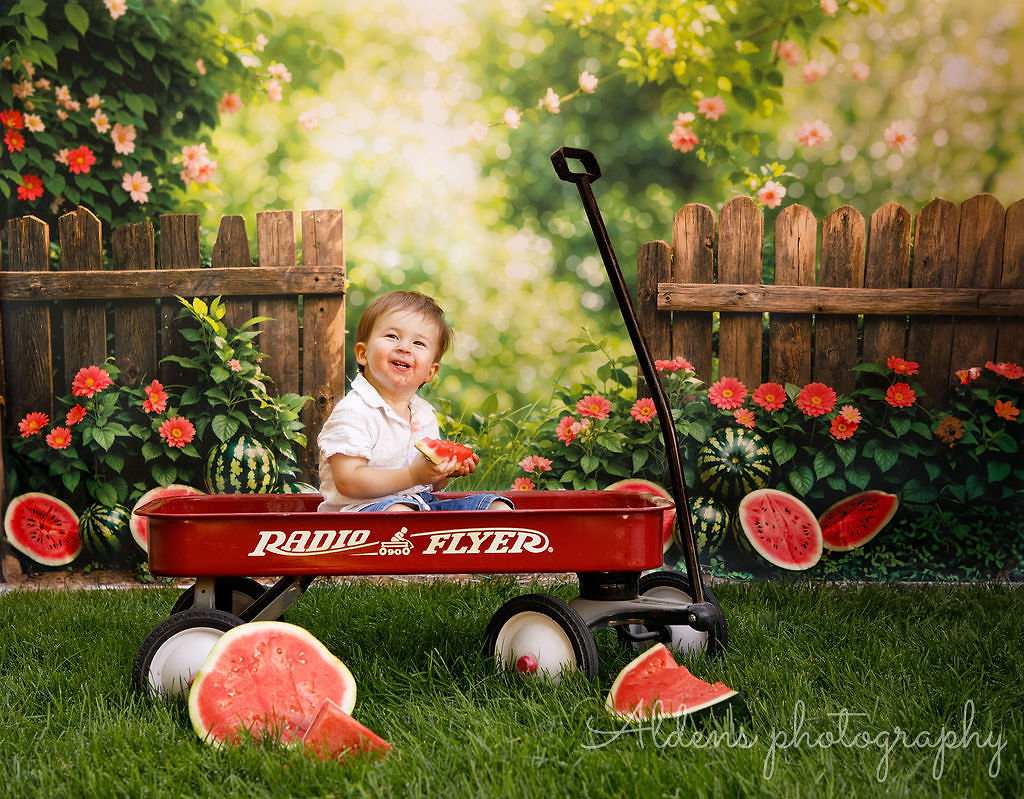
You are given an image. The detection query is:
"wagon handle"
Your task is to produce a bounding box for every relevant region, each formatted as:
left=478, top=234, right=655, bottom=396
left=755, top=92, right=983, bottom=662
left=550, top=146, right=706, bottom=606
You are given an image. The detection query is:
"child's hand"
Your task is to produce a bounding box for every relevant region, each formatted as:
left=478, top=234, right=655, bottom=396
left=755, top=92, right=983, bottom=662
left=409, top=453, right=461, bottom=486
left=452, top=452, right=480, bottom=477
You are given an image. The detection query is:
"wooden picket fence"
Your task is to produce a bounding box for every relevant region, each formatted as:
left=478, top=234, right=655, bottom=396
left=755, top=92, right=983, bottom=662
left=636, top=194, right=1024, bottom=407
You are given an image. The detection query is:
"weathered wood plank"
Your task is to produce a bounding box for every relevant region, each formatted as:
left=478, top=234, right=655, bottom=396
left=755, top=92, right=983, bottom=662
left=3, top=216, right=53, bottom=424
left=255, top=211, right=300, bottom=396
left=300, top=209, right=346, bottom=479
left=814, top=206, right=864, bottom=394
left=658, top=285, right=1024, bottom=315
left=58, top=207, right=106, bottom=390
left=636, top=240, right=673, bottom=398
left=996, top=199, right=1024, bottom=364
left=110, top=221, right=157, bottom=385
left=770, top=204, right=816, bottom=385
left=158, top=214, right=201, bottom=387
left=211, top=215, right=254, bottom=330
left=671, top=204, right=715, bottom=381
left=861, top=202, right=912, bottom=365
left=905, top=199, right=959, bottom=406
left=717, top=197, right=763, bottom=387
left=950, top=195, right=1005, bottom=371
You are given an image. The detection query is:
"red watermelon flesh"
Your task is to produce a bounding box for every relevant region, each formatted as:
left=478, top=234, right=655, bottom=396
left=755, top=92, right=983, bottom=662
left=189, top=622, right=356, bottom=747
left=737, top=489, right=823, bottom=571
left=302, top=699, right=392, bottom=761
left=605, top=478, right=676, bottom=553
left=4, top=492, right=81, bottom=566
left=819, top=491, right=898, bottom=551
left=415, top=438, right=477, bottom=471
left=130, top=484, right=204, bottom=553
left=607, top=643, right=737, bottom=721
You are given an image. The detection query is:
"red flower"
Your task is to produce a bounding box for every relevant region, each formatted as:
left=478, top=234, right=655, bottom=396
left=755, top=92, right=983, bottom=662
left=511, top=476, right=535, bottom=490
left=71, top=365, right=113, bottom=398
left=630, top=397, right=657, bottom=424
left=708, top=377, right=747, bottom=410
left=654, top=356, right=694, bottom=373
left=795, top=382, right=837, bottom=417
left=0, top=109, right=25, bottom=129
left=556, top=416, right=577, bottom=445
left=66, top=145, right=96, bottom=175
left=518, top=455, right=552, bottom=474
left=4, top=129, right=25, bottom=153
left=18, top=411, right=48, bottom=438
left=886, top=355, right=919, bottom=375
left=16, top=173, right=43, bottom=201
left=159, top=416, right=196, bottom=448
left=46, top=426, right=72, bottom=450
left=994, top=400, right=1020, bottom=422
left=734, top=408, right=756, bottom=429
left=829, top=416, right=859, bottom=440
left=142, top=379, right=168, bottom=414
left=65, top=405, right=87, bottom=426
left=752, top=382, right=786, bottom=412
left=955, top=367, right=981, bottom=385
left=986, top=361, right=1024, bottom=380
left=885, top=382, right=916, bottom=408
left=576, top=394, right=612, bottom=420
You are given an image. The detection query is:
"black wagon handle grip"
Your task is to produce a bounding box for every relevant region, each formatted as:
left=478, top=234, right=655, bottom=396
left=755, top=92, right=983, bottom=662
left=550, top=147, right=602, bottom=185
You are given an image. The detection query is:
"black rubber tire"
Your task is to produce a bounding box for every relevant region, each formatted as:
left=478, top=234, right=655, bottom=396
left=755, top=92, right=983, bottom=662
left=617, top=571, right=728, bottom=657
left=170, top=577, right=268, bottom=617
left=133, top=608, right=242, bottom=696
left=483, top=593, right=600, bottom=680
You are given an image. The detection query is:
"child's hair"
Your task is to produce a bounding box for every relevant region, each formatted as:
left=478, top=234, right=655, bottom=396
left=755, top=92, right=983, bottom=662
left=355, top=291, right=453, bottom=374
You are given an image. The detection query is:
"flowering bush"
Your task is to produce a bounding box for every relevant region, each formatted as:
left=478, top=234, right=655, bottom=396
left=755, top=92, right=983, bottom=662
left=7, top=297, right=311, bottom=510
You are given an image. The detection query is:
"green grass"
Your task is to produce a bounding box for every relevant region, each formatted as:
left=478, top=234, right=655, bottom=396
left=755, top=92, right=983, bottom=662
left=1, top=579, right=1020, bottom=798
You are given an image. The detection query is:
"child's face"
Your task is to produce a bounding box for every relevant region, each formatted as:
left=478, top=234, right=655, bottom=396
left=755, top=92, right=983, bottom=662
left=355, top=309, right=441, bottom=397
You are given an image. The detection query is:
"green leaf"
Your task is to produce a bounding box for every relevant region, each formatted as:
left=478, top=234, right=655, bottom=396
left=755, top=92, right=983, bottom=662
left=103, top=453, right=124, bottom=472
left=825, top=475, right=847, bottom=492
left=902, top=480, right=939, bottom=505
left=986, top=461, right=1011, bottom=483
left=992, top=433, right=1018, bottom=454
left=211, top=365, right=230, bottom=384
left=788, top=465, right=814, bottom=496
left=24, top=15, right=47, bottom=39
left=62, top=470, right=81, bottom=492
left=819, top=35, right=839, bottom=54
left=834, top=442, right=856, bottom=467
left=133, top=40, right=155, bottom=61
left=732, top=85, right=756, bottom=110
left=771, top=438, right=797, bottom=466
left=846, top=468, right=870, bottom=490
left=632, top=449, right=649, bottom=472
left=211, top=414, right=240, bottom=442
left=152, top=462, right=177, bottom=486
left=891, top=417, right=912, bottom=438
left=93, top=427, right=116, bottom=450
left=851, top=362, right=888, bottom=375
left=813, top=451, right=836, bottom=480
left=911, top=422, right=933, bottom=439
left=94, top=482, right=118, bottom=508
left=784, top=383, right=801, bottom=401
left=873, top=447, right=898, bottom=473
left=64, top=2, right=89, bottom=35
left=480, top=393, right=498, bottom=417
left=581, top=455, right=600, bottom=474
left=141, top=441, right=161, bottom=462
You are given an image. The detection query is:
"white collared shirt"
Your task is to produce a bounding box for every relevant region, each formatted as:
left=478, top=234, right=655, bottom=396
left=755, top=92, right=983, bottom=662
left=317, top=372, right=440, bottom=510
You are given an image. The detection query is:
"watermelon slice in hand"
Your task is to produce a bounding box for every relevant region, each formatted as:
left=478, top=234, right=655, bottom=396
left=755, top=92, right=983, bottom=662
left=302, top=699, right=392, bottom=761
left=607, top=643, right=737, bottom=721
left=415, top=438, right=478, bottom=474
left=604, top=479, right=676, bottom=554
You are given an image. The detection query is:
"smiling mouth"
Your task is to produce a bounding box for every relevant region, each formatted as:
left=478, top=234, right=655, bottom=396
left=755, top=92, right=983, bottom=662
left=390, top=360, right=412, bottom=370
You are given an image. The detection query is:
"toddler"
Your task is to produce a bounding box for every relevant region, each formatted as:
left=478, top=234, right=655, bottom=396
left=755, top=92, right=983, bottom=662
left=317, top=291, right=514, bottom=513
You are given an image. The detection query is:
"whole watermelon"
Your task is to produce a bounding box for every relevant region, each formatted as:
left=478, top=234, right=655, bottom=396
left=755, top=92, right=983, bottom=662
left=205, top=435, right=279, bottom=494
left=697, top=427, right=772, bottom=501
left=81, top=503, right=132, bottom=561
left=688, top=496, right=730, bottom=554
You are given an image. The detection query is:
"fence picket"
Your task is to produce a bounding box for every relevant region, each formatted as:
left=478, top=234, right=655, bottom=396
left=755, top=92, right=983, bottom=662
left=255, top=211, right=300, bottom=397
left=636, top=240, right=672, bottom=398
left=211, top=215, right=254, bottom=330
left=58, top=207, right=106, bottom=391
left=770, top=204, right=816, bottom=385
left=996, top=199, right=1024, bottom=364
left=861, top=202, right=911, bottom=365
left=157, top=214, right=201, bottom=387
left=717, top=197, right=763, bottom=387
left=670, top=204, right=714, bottom=381
left=814, top=206, right=865, bottom=394
left=110, top=221, right=157, bottom=385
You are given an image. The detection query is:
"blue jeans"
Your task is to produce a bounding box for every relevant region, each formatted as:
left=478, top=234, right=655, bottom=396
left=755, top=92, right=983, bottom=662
left=350, top=491, right=514, bottom=512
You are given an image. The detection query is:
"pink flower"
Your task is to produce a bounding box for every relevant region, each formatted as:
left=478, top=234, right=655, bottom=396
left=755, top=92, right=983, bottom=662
left=227, top=359, right=242, bottom=372
left=796, top=119, right=833, bottom=147
left=512, top=477, right=535, bottom=491
left=776, top=40, right=801, bottom=66
left=142, top=379, right=168, bottom=414
left=159, top=417, right=196, bottom=449
left=556, top=415, right=578, bottom=445
left=821, top=0, right=839, bottom=15
left=576, top=394, right=612, bottom=420
left=87, top=94, right=102, bottom=110
left=630, top=397, right=657, bottom=424
left=540, top=88, right=560, bottom=114
left=266, top=80, right=283, bottom=102
left=55, top=85, right=71, bottom=105
left=851, top=62, right=870, bottom=81
left=46, top=427, right=72, bottom=450
left=519, top=455, right=553, bottom=474
left=645, top=26, right=677, bottom=56
left=884, top=120, right=917, bottom=154
left=985, top=361, right=1024, bottom=380
left=757, top=180, right=786, bottom=208
left=668, top=125, right=699, bottom=153
left=955, top=367, right=982, bottom=384
left=708, top=377, right=747, bottom=410
left=674, top=112, right=696, bottom=127
left=195, top=58, right=207, bottom=76
left=578, top=71, right=598, bottom=93
left=104, top=0, right=127, bottom=20
left=697, top=96, right=726, bottom=121
left=23, top=113, right=43, bottom=132
left=268, top=62, right=292, bottom=83
left=734, top=408, right=756, bottom=429
left=254, top=34, right=269, bottom=52
left=18, top=412, right=48, bottom=437
left=12, top=80, right=33, bottom=99
left=91, top=110, right=110, bottom=134
left=122, top=171, right=151, bottom=204
left=887, top=355, right=920, bottom=376
left=803, top=60, right=828, bottom=83
left=218, top=93, right=243, bottom=114
left=796, top=383, right=837, bottom=417
left=503, top=108, right=521, bottom=129
left=655, top=356, right=694, bottom=373
left=54, top=148, right=70, bottom=165
left=111, top=123, right=136, bottom=155
left=71, top=365, right=112, bottom=398
left=838, top=405, right=862, bottom=424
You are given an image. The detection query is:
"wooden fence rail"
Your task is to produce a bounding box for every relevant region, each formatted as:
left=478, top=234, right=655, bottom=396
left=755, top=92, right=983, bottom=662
left=636, top=194, right=1024, bottom=407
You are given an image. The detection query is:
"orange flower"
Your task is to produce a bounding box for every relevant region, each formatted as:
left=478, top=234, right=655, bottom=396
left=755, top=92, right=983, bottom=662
left=630, top=397, right=657, bottom=424
left=994, top=400, right=1020, bottom=422
left=734, top=408, right=756, bottom=429
left=708, top=377, right=747, bottom=410
left=885, top=382, right=916, bottom=408
left=18, top=411, right=48, bottom=437
left=4, top=129, right=24, bottom=153
left=46, top=426, right=72, bottom=449
left=986, top=361, right=1024, bottom=380
left=71, top=365, right=113, bottom=398
left=556, top=415, right=589, bottom=445
left=654, top=356, right=694, bottom=373
left=142, top=379, right=168, bottom=414
left=65, top=405, right=86, bottom=426
left=752, top=382, right=786, bottom=412
left=66, top=145, right=96, bottom=175
left=886, top=356, right=920, bottom=376
left=576, top=394, right=612, bottom=420
left=838, top=405, right=862, bottom=424
left=795, top=382, right=836, bottom=417
left=829, top=416, right=858, bottom=440
left=934, top=416, right=964, bottom=447
left=511, top=476, right=535, bottom=490
left=159, top=416, right=195, bottom=448
left=955, top=367, right=981, bottom=385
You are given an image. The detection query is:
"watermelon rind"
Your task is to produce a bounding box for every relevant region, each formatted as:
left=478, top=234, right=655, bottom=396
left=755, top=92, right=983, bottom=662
left=738, top=489, right=823, bottom=571
left=302, top=698, right=392, bottom=760
left=688, top=496, right=731, bottom=554
left=604, top=479, right=676, bottom=553
left=819, top=490, right=899, bottom=552
left=130, top=485, right=205, bottom=553
left=204, top=435, right=279, bottom=494
left=4, top=492, right=81, bottom=566
left=189, top=621, right=357, bottom=748
left=697, top=428, right=773, bottom=501
left=414, top=438, right=474, bottom=467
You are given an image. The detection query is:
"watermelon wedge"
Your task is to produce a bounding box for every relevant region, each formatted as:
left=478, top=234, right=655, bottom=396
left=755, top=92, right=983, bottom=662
left=604, top=479, right=676, bottom=553
left=606, top=643, right=737, bottom=721
left=819, top=491, right=898, bottom=551
left=302, top=699, right=392, bottom=761
left=414, top=438, right=476, bottom=469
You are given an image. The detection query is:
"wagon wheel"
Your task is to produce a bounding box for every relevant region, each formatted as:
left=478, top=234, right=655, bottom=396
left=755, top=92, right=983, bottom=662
left=133, top=608, right=241, bottom=698
left=170, top=577, right=268, bottom=617
left=483, top=593, right=599, bottom=681
left=617, top=571, right=728, bottom=657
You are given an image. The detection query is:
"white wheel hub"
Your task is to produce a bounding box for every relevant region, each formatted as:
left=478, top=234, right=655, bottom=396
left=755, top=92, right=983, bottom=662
left=494, top=611, right=576, bottom=682
left=147, top=626, right=226, bottom=697
left=629, top=586, right=708, bottom=654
